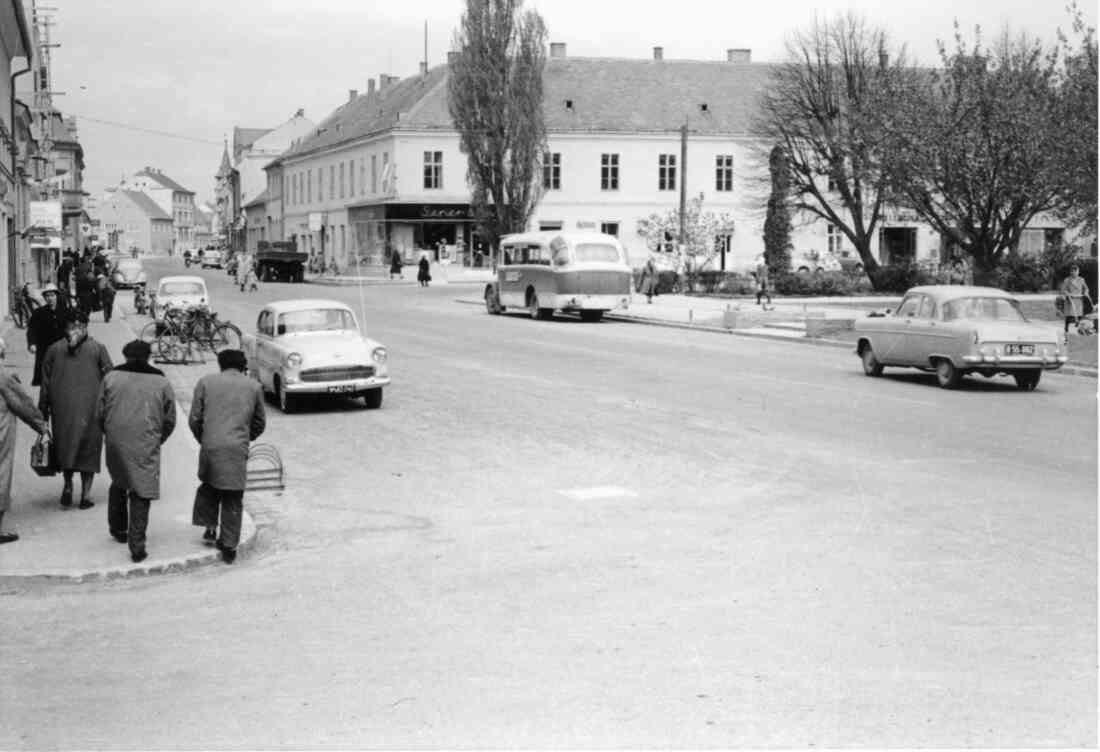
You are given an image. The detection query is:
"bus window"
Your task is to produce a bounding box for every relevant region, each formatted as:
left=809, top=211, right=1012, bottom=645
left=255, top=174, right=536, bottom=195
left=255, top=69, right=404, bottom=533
left=573, top=242, right=621, bottom=263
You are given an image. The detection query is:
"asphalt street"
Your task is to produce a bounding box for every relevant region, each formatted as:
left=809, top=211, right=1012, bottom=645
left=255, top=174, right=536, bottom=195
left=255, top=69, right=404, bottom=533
left=2, top=258, right=1095, bottom=748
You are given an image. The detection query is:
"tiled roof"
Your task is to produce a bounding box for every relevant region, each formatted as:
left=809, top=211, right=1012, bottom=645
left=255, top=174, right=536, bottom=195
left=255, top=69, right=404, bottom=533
left=234, top=126, right=272, bottom=160
left=120, top=190, right=171, bottom=220
left=280, top=57, right=776, bottom=163
left=135, top=169, right=195, bottom=194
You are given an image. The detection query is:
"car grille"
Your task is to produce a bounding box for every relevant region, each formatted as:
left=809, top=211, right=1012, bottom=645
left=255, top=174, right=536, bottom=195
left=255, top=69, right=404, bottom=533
left=299, top=365, right=374, bottom=382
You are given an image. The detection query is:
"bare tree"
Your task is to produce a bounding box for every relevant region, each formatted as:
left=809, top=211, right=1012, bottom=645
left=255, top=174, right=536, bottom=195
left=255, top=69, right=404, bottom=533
left=1053, top=2, right=1098, bottom=234
left=754, top=14, right=906, bottom=283
left=881, top=26, right=1065, bottom=274
left=448, top=0, right=548, bottom=260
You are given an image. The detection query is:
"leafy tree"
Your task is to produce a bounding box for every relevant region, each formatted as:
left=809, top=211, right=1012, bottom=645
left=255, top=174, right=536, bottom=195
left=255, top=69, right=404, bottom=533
left=636, top=195, right=735, bottom=291
left=754, top=13, right=907, bottom=285
left=448, top=0, right=548, bottom=260
left=881, top=26, right=1065, bottom=275
left=762, top=145, right=793, bottom=277
left=1052, top=1, right=1098, bottom=234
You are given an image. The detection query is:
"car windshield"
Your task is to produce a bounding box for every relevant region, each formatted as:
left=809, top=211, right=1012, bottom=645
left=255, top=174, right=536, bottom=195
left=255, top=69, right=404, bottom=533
left=159, top=282, right=204, bottom=295
left=573, top=243, right=621, bottom=263
left=942, top=296, right=1028, bottom=322
left=277, top=309, right=356, bottom=334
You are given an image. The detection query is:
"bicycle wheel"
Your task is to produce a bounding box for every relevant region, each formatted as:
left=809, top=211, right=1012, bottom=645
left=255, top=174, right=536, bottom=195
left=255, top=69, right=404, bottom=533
left=138, top=321, right=160, bottom=343
left=211, top=323, right=242, bottom=352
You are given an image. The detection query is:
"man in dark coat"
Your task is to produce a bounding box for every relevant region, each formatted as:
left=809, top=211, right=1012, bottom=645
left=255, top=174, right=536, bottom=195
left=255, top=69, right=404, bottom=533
left=26, top=283, right=66, bottom=387
left=74, top=259, right=97, bottom=316
left=417, top=255, right=431, bottom=287
left=97, top=273, right=116, bottom=323
left=98, top=340, right=176, bottom=562
left=0, top=336, right=49, bottom=544
left=189, top=349, right=265, bottom=563
left=39, top=310, right=113, bottom=509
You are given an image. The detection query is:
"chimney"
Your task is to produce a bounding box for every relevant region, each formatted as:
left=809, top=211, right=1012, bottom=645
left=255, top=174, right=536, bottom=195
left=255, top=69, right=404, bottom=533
left=653, top=46, right=663, bottom=61
left=726, top=48, right=751, bottom=63
left=348, top=89, right=358, bottom=102
left=550, top=42, right=566, bottom=58
left=419, top=61, right=428, bottom=75
left=367, top=79, right=376, bottom=97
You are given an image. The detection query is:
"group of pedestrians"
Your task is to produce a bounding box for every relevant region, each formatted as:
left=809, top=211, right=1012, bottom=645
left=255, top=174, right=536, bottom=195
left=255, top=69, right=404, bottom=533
left=1, top=298, right=267, bottom=564
left=54, top=247, right=118, bottom=322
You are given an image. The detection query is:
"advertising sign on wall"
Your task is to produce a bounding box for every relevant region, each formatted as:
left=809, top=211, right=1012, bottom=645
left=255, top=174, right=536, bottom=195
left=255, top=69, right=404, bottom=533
left=28, top=201, right=63, bottom=248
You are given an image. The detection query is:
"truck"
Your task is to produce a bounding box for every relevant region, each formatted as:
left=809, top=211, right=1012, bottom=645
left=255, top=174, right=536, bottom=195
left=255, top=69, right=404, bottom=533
left=255, top=241, right=308, bottom=283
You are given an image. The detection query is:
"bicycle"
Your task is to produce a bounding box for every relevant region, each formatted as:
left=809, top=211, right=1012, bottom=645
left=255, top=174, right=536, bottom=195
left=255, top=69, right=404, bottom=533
left=142, top=305, right=242, bottom=363
left=9, top=284, right=37, bottom=328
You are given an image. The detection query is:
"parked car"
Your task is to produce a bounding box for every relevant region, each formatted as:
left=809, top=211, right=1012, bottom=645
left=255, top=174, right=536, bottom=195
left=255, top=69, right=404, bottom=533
left=854, top=284, right=1068, bottom=390
left=200, top=249, right=224, bottom=269
left=110, top=257, right=148, bottom=289
left=151, top=275, right=210, bottom=321
left=241, top=299, right=390, bottom=412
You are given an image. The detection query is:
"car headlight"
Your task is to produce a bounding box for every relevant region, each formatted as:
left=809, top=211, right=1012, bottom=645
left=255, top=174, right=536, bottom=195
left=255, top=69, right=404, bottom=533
left=285, top=352, right=302, bottom=368
left=371, top=347, right=388, bottom=365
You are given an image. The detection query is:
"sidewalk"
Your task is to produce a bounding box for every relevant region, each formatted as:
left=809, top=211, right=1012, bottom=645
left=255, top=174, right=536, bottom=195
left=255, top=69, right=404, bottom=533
left=0, top=312, right=256, bottom=583
left=308, top=262, right=494, bottom=287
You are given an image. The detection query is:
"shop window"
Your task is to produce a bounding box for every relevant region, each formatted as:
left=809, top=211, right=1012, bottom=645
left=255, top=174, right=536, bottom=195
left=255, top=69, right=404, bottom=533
left=658, top=154, right=676, bottom=191
left=423, top=151, right=443, bottom=190
left=601, top=153, right=619, bottom=190
left=715, top=155, right=733, bottom=192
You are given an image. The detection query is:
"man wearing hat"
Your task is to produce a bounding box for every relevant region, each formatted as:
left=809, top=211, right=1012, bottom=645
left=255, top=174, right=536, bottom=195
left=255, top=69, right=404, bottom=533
left=97, top=339, right=176, bottom=562
left=26, top=283, right=66, bottom=387
left=0, top=337, right=49, bottom=544
left=189, top=349, right=265, bottom=564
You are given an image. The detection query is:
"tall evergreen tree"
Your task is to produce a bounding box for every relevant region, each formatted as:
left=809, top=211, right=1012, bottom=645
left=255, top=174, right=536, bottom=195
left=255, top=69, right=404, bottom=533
left=763, top=145, right=793, bottom=277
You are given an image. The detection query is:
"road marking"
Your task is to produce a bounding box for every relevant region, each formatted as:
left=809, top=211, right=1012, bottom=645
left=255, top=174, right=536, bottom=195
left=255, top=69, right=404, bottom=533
left=557, top=486, right=639, bottom=501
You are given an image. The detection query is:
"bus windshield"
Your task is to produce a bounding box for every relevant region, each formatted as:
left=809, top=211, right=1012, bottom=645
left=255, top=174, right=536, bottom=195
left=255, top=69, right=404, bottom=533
left=573, top=243, right=621, bottom=263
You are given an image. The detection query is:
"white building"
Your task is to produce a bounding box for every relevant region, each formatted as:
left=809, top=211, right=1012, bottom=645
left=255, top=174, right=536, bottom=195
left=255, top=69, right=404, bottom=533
left=123, top=167, right=196, bottom=253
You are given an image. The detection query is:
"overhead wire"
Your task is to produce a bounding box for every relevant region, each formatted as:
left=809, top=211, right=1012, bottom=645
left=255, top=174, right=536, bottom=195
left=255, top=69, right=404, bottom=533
left=67, top=113, right=223, bottom=146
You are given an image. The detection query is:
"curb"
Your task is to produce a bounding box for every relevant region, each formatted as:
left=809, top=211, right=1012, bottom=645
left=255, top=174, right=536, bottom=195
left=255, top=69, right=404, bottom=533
left=308, top=278, right=417, bottom=287
left=456, top=298, right=1099, bottom=377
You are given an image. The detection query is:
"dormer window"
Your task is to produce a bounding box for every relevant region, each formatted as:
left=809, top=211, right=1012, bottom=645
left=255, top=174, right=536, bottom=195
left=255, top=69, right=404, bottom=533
left=564, top=99, right=573, bottom=110
left=699, top=103, right=708, bottom=112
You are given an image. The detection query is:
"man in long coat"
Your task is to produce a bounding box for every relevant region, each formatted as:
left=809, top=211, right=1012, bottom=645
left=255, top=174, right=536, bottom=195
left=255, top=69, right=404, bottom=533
left=98, top=340, right=176, bottom=562
left=39, top=310, right=113, bottom=509
left=0, top=337, right=49, bottom=544
left=189, top=349, right=265, bottom=564
left=26, top=283, right=66, bottom=387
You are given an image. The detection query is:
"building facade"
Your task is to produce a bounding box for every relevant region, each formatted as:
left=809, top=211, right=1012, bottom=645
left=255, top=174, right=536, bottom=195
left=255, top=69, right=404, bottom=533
left=124, top=167, right=196, bottom=253
left=97, top=188, right=174, bottom=255
left=1, top=0, right=33, bottom=314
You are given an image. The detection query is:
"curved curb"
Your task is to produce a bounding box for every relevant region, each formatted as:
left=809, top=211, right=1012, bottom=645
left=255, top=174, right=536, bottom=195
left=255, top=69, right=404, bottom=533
left=456, top=298, right=1098, bottom=378
left=0, top=512, right=259, bottom=585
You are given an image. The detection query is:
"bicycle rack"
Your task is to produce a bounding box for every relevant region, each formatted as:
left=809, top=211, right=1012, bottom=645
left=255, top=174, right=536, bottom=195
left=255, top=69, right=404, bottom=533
left=246, top=443, right=284, bottom=492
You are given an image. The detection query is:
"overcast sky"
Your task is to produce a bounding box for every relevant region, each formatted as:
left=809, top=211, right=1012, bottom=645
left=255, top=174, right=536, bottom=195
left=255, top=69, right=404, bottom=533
left=40, top=0, right=1097, bottom=206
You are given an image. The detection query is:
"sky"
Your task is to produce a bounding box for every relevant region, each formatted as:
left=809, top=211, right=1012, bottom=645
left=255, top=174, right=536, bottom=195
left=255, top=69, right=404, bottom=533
left=34, top=0, right=1098, bottom=207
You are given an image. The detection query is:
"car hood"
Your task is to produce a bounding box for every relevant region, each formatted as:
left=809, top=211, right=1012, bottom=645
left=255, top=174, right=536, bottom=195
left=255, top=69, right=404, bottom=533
left=280, top=331, right=382, bottom=366
left=973, top=320, right=1061, bottom=343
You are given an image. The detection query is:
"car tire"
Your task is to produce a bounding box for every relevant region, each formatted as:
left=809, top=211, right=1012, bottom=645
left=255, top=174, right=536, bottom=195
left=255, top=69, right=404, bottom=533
left=860, top=345, right=884, bottom=377
left=1013, top=369, right=1042, bottom=391
left=934, top=358, right=962, bottom=389
left=275, top=377, right=297, bottom=413
left=579, top=310, right=604, bottom=322
left=362, top=388, right=383, bottom=409
left=528, top=292, right=551, bottom=320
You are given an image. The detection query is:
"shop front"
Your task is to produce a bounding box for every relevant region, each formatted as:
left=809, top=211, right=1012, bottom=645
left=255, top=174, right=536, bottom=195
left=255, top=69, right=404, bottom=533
left=349, top=202, right=485, bottom=267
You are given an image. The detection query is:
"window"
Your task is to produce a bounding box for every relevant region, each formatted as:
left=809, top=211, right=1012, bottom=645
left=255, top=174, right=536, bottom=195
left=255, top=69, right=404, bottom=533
left=307, top=170, right=312, bottom=203
left=894, top=295, right=922, bottom=318
left=916, top=296, right=935, bottom=319
left=827, top=224, right=844, bottom=254
left=423, top=151, right=443, bottom=190
left=600, top=222, right=619, bottom=237
left=543, top=152, right=561, bottom=190
left=371, top=155, right=377, bottom=193
left=715, top=155, right=733, bottom=191
left=660, top=230, right=675, bottom=253
left=827, top=175, right=838, bottom=192
left=318, top=168, right=323, bottom=201
left=659, top=154, right=677, bottom=191
left=339, top=162, right=346, bottom=198
left=574, top=242, right=621, bottom=263
left=329, top=165, right=335, bottom=198
left=359, top=158, right=365, bottom=196
left=601, top=153, right=619, bottom=190
left=538, top=221, right=563, bottom=231
left=943, top=296, right=1027, bottom=322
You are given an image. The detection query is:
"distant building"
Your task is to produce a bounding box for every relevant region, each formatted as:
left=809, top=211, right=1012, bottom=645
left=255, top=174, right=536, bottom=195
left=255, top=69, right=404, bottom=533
left=97, top=188, right=174, bottom=256
left=193, top=200, right=216, bottom=247
left=124, top=167, right=196, bottom=254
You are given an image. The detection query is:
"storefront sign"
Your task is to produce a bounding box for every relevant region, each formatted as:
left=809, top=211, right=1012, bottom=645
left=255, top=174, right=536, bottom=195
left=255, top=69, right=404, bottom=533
left=384, top=203, right=472, bottom=221
left=308, top=212, right=324, bottom=231
left=28, top=201, right=62, bottom=248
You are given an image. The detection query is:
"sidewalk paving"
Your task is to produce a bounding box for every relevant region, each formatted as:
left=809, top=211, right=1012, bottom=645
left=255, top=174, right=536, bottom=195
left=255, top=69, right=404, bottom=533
left=0, top=311, right=256, bottom=583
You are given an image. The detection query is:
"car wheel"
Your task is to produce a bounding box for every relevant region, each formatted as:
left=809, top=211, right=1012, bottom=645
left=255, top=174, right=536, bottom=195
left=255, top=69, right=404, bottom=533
left=275, top=377, right=297, bottom=413
left=579, top=310, right=604, bottom=322
left=1013, top=369, right=1042, bottom=391
left=362, top=388, right=383, bottom=409
left=934, top=358, right=962, bottom=389
left=860, top=344, right=884, bottom=376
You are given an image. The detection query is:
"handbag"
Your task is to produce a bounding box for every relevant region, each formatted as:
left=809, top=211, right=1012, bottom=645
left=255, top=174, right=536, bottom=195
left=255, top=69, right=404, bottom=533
left=30, top=432, right=58, bottom=477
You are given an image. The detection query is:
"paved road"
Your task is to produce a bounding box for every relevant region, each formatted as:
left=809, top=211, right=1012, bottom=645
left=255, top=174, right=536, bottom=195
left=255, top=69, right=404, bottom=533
left=3, top=259, right=1095, bottom=748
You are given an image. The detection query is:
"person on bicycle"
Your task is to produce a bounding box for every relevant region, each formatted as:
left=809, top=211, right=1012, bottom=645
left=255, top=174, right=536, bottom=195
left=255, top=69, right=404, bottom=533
left=26, top=284, right=66, bottom=387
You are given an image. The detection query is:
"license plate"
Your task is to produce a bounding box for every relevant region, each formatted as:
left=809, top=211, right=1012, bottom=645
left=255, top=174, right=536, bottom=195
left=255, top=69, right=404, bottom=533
left=1005, top=344, right=1034, bottom=355
left=326, top=385, right=356, bottom=393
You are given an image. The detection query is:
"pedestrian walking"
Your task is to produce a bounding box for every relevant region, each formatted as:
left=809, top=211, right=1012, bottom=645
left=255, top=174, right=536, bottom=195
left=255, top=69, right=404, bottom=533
left=74, top=259, right=97, bottom=317
left=0, top=337, right=49, bottom=544
left=237, top=253, right=258, bottom=292
left=56, top=256, right=73, bottom=294
left=389, top=248, right=403, bottom=280
left=1059, top=264, right=1093, bottom=334
left=417, top=255, right=431, bottom=287
left=38, top=310, right=113, bottom=510
left=189, top=349, right=266, bottom=564
left=98, top=340, right=176, bottom=562
left=97, top=273, right=116, bottom=323
left=26, top=283, right=66, bottom=387
left=754, top=254, right=772, bottom=307
left=638, top=256, right=659, bottom=303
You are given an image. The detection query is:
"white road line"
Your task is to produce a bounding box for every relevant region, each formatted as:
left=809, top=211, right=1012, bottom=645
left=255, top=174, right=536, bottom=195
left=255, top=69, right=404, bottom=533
left=557, top=486, right=639, bottom=501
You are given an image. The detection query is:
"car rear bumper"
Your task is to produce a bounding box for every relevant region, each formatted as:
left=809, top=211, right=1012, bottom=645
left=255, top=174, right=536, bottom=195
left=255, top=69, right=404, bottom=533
left=550, top=293, right=631, bottom=311
left=962, top=354, right=1067, bottom=370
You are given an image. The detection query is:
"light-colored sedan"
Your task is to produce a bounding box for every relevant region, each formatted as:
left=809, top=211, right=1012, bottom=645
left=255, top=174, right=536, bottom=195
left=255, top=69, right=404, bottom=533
left=242, top=299, right=390, bottom=412
left=854, top=285, right=1068, bottom=390
left=152, top=275, right=210, bottom=321
left=200, top=249, right=224, bottom=269
left=111, top=257, right=147, bottom=289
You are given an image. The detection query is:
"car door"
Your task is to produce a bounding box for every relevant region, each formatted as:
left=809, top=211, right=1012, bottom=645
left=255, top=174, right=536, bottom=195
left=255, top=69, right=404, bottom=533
left=878, top=293, right=922, bottom=364
left=253, top=310, right=275, bottom=388
left=903, top=294, right=939, bottom=364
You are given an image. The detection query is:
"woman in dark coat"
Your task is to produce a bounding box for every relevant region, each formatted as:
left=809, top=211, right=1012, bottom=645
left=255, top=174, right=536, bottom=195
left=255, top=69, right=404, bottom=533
left=38, top=310, right=114, bottom=509
left=417, top=256, right=431, bottom=287
left=26, top=284, right=66, bottom=386
left=389, top=249, right=403, bottom=280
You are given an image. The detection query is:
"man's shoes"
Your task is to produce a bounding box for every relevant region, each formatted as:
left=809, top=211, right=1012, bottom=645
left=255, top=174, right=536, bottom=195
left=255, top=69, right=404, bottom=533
left=59, top=489, right=73, bottom=508
left=0, top=532, right=19, bottom=544
left=220, top=547, right=236, bottom=564
left=78, top=499, right=95, bottom=510
left=202, top=527, right=217, bottom=546
left=112, top=532, right=128, bottom=544
left=130, top=548, right=147, bottom=563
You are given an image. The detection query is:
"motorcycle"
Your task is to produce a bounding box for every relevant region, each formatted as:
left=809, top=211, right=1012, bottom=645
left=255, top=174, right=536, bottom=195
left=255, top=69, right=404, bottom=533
left=183, top=250, right=193, bottom=268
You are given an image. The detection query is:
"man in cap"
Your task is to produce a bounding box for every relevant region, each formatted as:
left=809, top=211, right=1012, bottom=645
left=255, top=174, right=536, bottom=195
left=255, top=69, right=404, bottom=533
left=0, top=337, right=49, bottom=544
left=98, top=339, right=176, bottom=562
left=189, top=349, right=265, bottom=564
left=26, top=283, right=66, bottom=387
